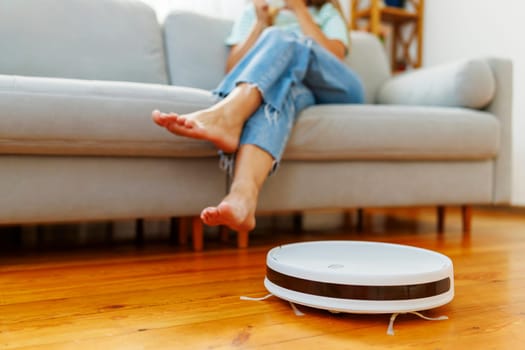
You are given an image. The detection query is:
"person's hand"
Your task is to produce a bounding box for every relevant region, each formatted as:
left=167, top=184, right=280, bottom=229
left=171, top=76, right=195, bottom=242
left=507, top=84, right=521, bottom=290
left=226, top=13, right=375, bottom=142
left=253, top=0, right=273, bottom=27
left=283, top=0, right=308, bottom=13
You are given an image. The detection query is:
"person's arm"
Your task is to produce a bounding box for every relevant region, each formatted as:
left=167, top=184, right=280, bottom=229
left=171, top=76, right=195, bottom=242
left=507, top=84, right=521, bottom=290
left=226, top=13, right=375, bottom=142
left=226, top=0, right=274, bottom=73
left=226, top=22, right=267, bottom=73
left=286, top=0, right=346, bottom=60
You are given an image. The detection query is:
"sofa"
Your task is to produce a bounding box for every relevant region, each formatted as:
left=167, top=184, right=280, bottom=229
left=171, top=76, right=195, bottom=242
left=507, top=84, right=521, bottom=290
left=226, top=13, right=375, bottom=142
left=0, top=0, right=513, bottom=250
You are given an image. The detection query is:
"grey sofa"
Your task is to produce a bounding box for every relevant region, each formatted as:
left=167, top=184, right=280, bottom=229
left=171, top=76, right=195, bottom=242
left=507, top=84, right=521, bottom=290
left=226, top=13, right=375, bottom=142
left=0, top=0, right=513, bottom=250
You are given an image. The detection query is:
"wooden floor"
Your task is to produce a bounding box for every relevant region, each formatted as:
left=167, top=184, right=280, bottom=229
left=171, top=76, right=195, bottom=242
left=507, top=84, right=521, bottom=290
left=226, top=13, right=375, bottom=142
left=1, top=207, right=524, bottom=349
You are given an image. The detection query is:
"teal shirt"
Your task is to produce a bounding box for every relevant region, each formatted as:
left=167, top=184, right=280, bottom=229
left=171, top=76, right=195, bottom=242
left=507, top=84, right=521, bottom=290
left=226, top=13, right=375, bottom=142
left=225, top=3, right=349, bottom=49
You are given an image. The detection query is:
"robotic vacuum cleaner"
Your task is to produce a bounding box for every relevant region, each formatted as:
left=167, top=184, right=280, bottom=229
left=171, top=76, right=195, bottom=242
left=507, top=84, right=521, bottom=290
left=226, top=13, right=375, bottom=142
left=264, top=241, right=454, bottom=314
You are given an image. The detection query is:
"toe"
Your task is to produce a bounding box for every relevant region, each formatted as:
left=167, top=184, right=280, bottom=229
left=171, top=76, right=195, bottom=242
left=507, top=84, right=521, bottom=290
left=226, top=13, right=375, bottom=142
left=183, top=119, right=195, bottom=129
left=201, top=207, right=219, bottom=226
left=175, top=115, right=186, bottom=126
left=166, top=122, right=178, bottom=134
left=151, top=110, right=166, bottom=126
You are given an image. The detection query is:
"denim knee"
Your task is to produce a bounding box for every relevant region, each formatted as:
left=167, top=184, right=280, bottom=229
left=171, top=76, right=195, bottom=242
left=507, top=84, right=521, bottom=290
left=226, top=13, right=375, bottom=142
left=258, top=26, right=299, bottom=50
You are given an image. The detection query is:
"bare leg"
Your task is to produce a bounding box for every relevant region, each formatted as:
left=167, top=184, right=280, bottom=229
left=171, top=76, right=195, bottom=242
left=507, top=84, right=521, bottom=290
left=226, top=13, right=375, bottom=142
left=152, top=83, right=262, bottom=153
left=200, top=144, right=273, bottom=231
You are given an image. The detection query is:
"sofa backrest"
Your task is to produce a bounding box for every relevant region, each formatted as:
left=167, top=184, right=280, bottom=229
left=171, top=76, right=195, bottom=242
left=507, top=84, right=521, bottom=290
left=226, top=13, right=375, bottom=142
left=162, top=11, right=391, bottom=103
left=0, top=0, right=168, bottom=84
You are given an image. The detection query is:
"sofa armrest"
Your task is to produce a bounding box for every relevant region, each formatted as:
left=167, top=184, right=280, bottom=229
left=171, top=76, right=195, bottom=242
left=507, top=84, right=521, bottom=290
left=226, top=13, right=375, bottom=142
left=485, top=58, right=513, bottom=204
left=377, top=58, right=496, bottom=109
left=378, top=57, right=513, bottom=204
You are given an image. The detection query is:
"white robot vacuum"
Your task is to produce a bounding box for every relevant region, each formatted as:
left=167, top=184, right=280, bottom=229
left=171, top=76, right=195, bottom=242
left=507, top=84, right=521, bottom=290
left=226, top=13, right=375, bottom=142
left=264, top=241, right=454, bottom=314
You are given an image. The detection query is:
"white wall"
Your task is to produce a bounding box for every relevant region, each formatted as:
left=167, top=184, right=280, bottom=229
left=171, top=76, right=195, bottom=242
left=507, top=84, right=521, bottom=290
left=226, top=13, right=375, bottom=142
left=141, top=0, right=352, bottom=21
left=423, top=0, right=524, bottom=205
left=140, top=0, right=247, bottom=20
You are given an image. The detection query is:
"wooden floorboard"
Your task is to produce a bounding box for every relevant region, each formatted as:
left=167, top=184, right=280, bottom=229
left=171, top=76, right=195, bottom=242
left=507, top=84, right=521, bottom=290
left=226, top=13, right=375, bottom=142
left=1, top=207, right=524, bottom=349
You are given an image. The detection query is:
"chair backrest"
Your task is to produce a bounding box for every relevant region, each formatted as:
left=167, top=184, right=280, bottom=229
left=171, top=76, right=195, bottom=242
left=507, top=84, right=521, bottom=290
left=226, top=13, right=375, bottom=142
left=163, top=11, right=391, bottom=103
left=0, top=0, right=168, bottom=84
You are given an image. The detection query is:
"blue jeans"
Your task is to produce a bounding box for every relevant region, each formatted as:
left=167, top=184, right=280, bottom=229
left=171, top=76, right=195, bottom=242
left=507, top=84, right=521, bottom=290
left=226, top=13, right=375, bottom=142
left=214, top=27, right=364, bottom=173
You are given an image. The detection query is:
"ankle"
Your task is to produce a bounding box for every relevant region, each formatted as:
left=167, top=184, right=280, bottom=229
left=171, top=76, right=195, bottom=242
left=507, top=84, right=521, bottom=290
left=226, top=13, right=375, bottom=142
left=222, top=85, right=262, bottom=122
left=229, top=180, right=259, bottom=202
left=238, top=83, right=262, bottom=107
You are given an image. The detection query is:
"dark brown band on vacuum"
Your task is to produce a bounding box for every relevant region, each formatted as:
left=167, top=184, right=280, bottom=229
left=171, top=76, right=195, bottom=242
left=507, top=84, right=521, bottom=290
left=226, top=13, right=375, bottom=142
left=266, top=267, right=451, bottom=301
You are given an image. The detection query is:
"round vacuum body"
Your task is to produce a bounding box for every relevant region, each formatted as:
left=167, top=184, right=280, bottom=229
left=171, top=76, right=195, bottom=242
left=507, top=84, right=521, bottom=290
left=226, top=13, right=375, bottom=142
left=264, top=241, right=454, bottom=314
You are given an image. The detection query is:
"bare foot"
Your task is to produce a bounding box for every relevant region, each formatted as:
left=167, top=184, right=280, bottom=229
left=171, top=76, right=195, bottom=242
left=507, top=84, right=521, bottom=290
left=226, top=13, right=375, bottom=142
left=200, top=193, right=256, bottom=232
left=152, top=108, right=243, bottom=153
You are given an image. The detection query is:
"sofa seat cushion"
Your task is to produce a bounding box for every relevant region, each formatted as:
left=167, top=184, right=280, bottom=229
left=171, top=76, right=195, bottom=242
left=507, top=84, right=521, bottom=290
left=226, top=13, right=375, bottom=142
left=284, top=104, right=500, bottom=161
left=0, top=76, right=500, bottom=161
left=0, top=75, right=218, bottom=157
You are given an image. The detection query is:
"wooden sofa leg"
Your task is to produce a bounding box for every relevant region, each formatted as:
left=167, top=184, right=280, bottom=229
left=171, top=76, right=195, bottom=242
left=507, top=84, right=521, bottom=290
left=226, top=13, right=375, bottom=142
left=135, top=218, right=144, bottom=246
left=462, top=205, right=472, bottom=235
left=293, top=212, right=303, bottom=233
left=343, top=210, right=353, bottom=230
left=437, top=206, right=446, bottom=234
left=169, top=217, right=179, bottom=245
left=178, top=217, right=189, bottom=246
left=220, top=226, right=230, bottom=243
left=237, top=230, right=249, bottom=249
left=105, top=221, right=114, bottom=247
left=192, top=217, right=204, bottom=252
left=356, top=208, right=364, bottom=233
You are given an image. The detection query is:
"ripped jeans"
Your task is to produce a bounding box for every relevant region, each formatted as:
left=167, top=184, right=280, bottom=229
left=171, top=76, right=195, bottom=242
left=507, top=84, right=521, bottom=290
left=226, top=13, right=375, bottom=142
left=214, top=27, right=365, bottom=174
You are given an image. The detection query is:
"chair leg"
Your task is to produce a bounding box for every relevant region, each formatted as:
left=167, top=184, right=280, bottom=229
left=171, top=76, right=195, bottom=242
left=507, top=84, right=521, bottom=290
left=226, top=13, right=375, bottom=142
left=192, top=217, right=204, bottom=252
left=237, top=230, right=249, bottom=249
left=437, top=206, right=446, bottom=234
left=462, top=205, right=472, bottom=235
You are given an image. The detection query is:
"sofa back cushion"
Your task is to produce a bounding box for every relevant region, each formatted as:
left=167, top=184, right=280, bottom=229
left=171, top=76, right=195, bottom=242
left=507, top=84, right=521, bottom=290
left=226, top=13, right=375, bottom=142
left=344, top=31, right=391, bottom=103
left=0, top=0, right=168, bottom=84
left=163, top=11, right=232, bottom=90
